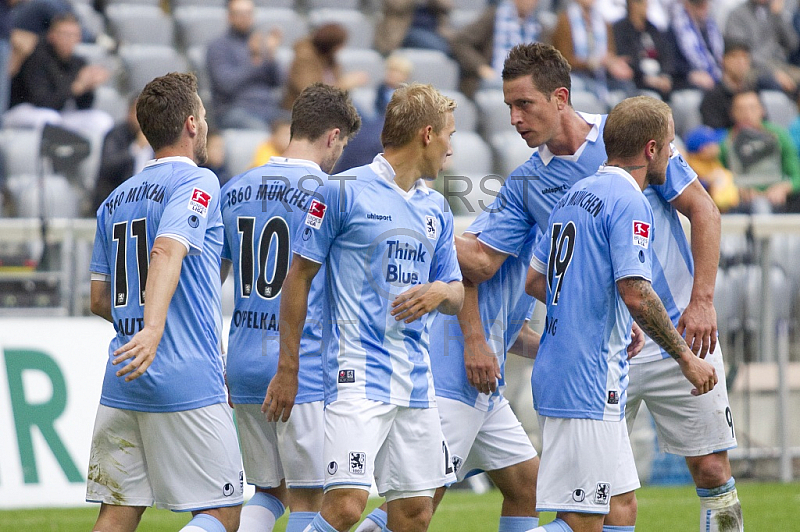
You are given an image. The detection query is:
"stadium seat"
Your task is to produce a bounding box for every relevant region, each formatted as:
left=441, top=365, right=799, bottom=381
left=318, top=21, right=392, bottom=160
left=450, top=9, right=482, bottom=30
left=760, top=90, right=798, bottom=130
left=173, top=6, right=228, bottom=50
left=742, top=264, right=794, bottom=360
left=571, top=89, right=608, bottom=114
left=273, top=46, right=295, bottom=81
left=475, top=89, right=513, bottom=139
left=395, top=48, right=459, bottom=92
left=223, top=129, right=270, bottom=177
left=186, top=45, right=211, bottom=97
left=451, top=0, right=489, bottom=9
left=106, top=5, right=175, bottom=47
left=172, top=0, right=225, bottom=7
left=490, top=130, right=533, bottom=178
left=307, top=0, right=359, bottom=9
left=443, top=131, right=495, bottom=215
left=308, top=9, right=374, bottom=50
left=104, top=0, right=160, bottom=5
left=337, top=48, right=384, bottom=89
left=253, top=0, right=293, bottom=6
left=118, top=45, right=190, bottom=93
left=669, top=89, right=704, bottom=139
left=441, top=90, right=478, bottom=132
left=255, top=8, right=308, bottom=47
left=92, top=86, right=128, bottom=124
left=72, top=3, right=106, bottom=42
left=5, top=174, right=81, bottom=219
left=349, top=86, right=378, bottom=119
left=0, top=128, right=40, bottom=178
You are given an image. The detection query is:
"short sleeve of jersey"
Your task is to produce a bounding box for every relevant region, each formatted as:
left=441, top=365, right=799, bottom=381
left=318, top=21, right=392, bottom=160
left=650, top=150, right=697, bottom=202
left=293, top=180, right=342, bottom=264
left=220, top=183, right=233, bottom=261
left=609, top=193, right=654, bottom=282
left=477, top=175, right=536, bottom=257
left=157, top=168, right=220, bottom=255
left=431, top=208, right=462, bottom=284
left=89, top=215, right=110, bottom=275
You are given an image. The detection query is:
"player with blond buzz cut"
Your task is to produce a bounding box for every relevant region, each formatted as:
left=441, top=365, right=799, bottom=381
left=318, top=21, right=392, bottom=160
left=266, top=83, right=464, bottom=532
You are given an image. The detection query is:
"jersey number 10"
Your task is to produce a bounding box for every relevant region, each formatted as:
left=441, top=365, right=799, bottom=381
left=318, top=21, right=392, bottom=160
left=237, top=216, right=291, bottom=300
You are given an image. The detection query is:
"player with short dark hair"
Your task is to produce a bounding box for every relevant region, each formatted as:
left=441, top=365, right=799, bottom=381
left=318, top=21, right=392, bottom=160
left=87, top=72, right=243, bottom=532
left=220, top=82, right=361, bottom=532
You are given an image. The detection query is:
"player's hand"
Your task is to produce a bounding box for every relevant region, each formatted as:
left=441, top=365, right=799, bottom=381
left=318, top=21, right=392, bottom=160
left=464, top=333, right=501, bottom=395
left=677, top=298, right=717, bottom=358
left=627, top=321, right=646, bottom=359
left=677, top=350, right=718, bottom=396
left=262, top=368, right=298, bottom=422
left=391, top=281, right=447, bottom=324
left=112, top=326, right=162, bottom=382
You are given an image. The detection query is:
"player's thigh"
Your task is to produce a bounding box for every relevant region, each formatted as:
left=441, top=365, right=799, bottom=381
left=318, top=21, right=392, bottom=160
left=377, top=404, right=455, bottom=495
left=536, top=417, right=637, bottom=516
left=234, top=403, right=284, bottom=489
left=276, top=400, right=324, bottom=489
left=638, top=351, right=737, bottom=456
left=86, top=405, right=155, bottom=508
left=139, top=403, right=244, bottom=511
left=468, top=397, right=538, bottom=481
left=322, top=398, right=394, bottom=491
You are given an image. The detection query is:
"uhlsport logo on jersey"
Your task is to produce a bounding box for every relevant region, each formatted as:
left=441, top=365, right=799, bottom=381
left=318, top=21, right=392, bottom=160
left=188, top=188, right=211, bottom=218
left=632, top=220, right=650, bottom=249
left=305, top=199, right=327, bottom=229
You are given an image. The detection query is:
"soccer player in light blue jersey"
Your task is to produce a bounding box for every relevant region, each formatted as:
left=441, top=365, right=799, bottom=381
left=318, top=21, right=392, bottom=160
left=87, top=73, right=243, bottom=532
left=220, top=84, right=361, bottom=532
left=525, top=96, right=718, bottom=532
left=265, top=83, right=464, bottom=532
left=221, top=83, right=361, bottom=532
left=457, top=43, right=743, bottom=532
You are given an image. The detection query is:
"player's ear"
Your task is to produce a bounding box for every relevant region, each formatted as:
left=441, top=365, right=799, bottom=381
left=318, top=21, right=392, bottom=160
left=186, top=114, right=197, bottom=137
left=554, top=87, right=569, bottom=109
left=645, top=139, right=657, bottom=161
left=326, top=128, right=341, bottom=147
left=421, top=125, right=433, bottom=146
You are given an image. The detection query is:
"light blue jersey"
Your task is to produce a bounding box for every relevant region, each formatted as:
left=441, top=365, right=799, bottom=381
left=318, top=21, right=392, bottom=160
left=530, top=166, right=654, bottom=421
left=429, top=206, right=537, bottom=411
left=90, top=156, right=226, bottom=413
left=294, top=155, right=462, bottom=408
left=221, top=157, right=326, bottom=405
left=479, top=112, right=699, bottom=364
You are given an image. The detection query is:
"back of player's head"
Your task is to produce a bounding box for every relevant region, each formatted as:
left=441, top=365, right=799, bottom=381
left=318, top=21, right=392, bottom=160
left=137, top=72, right=199, bottom=152
left=604, top=96, right=672, bottom=159
left=502, top=43, right=572, bottom=99
left=381, top=83, right=457, bottom=149
left=290, top=82, right=362, bottom=142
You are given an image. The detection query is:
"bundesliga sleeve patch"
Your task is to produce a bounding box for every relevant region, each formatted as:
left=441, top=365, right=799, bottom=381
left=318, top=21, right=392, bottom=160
left=305, top=199, right=327, bottom=229
left=188, top=188, right=212, bottom=218
left=632, top=220, right=650, bottom=248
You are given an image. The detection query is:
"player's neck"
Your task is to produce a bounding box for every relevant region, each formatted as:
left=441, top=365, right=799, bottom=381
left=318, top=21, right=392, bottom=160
left=607, top=159, right=647, bottom=190
left=547, top=109, right=592, bottom=156
left=282, top=140, right=324, bottom=167
left=154, top=145, right=196, bottom=164
left=383, top=149, right=422, bottom=192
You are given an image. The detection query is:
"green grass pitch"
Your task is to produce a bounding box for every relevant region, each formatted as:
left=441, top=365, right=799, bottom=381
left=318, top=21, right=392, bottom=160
left=1, top=481, right=798, bottom=531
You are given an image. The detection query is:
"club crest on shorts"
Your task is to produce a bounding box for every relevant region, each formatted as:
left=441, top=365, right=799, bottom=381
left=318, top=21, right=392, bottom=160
left=305, top=199, right=327, bottom=229
left=632, top=220, right=650, bottom=248
left=188, top=188, right=211, bottom=218
left=595, top=482, right=610, bottom=504
left=572, top=488, right=586, bottom=502
left=425, top=215, right=437, bottom=239
left=452, top=455, right=464, bottom=474
left=327, top=461, right=338, bottom=475
left=349, top=452, right=366, bottom=475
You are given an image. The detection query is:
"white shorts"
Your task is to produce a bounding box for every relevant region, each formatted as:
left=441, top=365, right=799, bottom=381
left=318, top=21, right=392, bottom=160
left=322, top=398, right=456, bottom=496
left=536, top=416, right=639, bottom=515
left=86, top=403, right=244, bottom=511
left=235, top=401, right=324, bottom=489
left=627, top=348, right=737, bottom=456
left=438, top=396, right=537, bottom=482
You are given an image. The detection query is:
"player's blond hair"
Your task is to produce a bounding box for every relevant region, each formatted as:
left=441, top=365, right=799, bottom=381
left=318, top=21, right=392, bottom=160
left=381, top=83, right=456, bottom=149
left=604, top=96, right=672, bottom=160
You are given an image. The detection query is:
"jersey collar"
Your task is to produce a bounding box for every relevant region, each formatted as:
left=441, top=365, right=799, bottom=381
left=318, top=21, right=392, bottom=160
left=598, top=164, right=642, bottom=191
left=538, top=112, right=602, bottom=165
left=145, top=156, right=197, bottom=168
left=266, top=156, right=323, bottom=173
left=369, top=154, right=431, bottom=199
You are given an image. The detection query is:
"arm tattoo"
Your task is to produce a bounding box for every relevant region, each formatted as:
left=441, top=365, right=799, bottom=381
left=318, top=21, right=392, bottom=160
left=621, top=278, right=688, bottom=361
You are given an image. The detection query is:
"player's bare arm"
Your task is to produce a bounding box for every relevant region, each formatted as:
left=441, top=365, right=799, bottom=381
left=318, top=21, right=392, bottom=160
left=90, top=280, right=113, bottom=323
left=458, top=280, right=502, bottom=394
left=264, top=254, right=320, bottom=422
left=507, top=321, right=540, bottom=360
left=670, top=179, right=721, bottom=358
left=220, top=258, right=232, bottom=284
left=455, top=233, right=509, bottom=284
left=618, top=277, right=718, bottom=395
left=524, top=267, right=546, bottom=303
left=391, top=280, right=464, bottom=323
left=112, top=236, right=187, bottom=382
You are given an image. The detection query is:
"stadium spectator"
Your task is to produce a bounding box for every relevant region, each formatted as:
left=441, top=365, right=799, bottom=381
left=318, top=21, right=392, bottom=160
left=684, top=125, right=740, bottom=212
left=4, top=13, right=112, bottom=137
left=206, top=0, right=283, bottom=130
left=595, top=0, right=672, bottom=31
left=0, top=0, right=13, bottom=119
left=8, top=0, right=73, bottom=78
left=282, top=23, right=369, bottom=111
left=669, top=0, right=724, bottom=92
left=201, top=130, right=231, bottom=185
left=449, top=0, right=550, bottom=99
left=268, top=83, right=463, bottom=532
left=720, top=90, right=800, bottom=212
left=249, top=117, right=291, bottom=168
left=92, top=94, right=153, bottom=213
left=612, top=0, right=675, bottom=100
left=552, top=0, right=635, bottom=105
left=373, top=53, right=413, bottom=117
left=725, top=0, right=800, bottom=95
left=87, top=72, right=243, bottom=532
left=374, top=0, right=453, bottom=56
left=221, top=82, right=361, bottom=532
left=525, top=95, right=717, bottom=532
left=700, top=40, right=783, bottom=131
left=456, top=42, right=742, bottom=532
